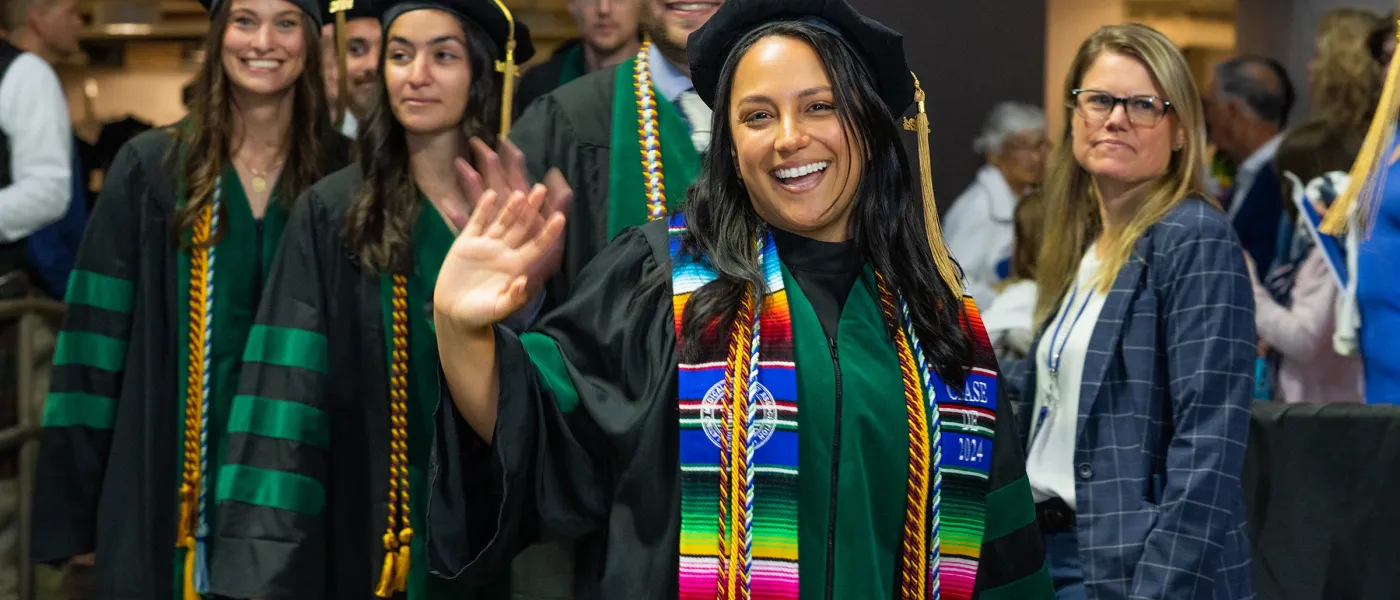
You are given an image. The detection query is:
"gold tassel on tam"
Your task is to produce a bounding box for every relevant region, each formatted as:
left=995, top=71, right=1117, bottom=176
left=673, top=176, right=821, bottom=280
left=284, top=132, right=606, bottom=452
left=329, top=0, right=354, bottom=129
left=901, top=72, right=965, bottom=298
left=490, top=0, right=519, bottom=137
left=1322, top=23, right=1400, bottom=236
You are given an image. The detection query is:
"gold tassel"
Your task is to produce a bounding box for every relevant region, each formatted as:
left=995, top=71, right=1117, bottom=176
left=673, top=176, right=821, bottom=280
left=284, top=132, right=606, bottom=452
left=490, top=0, right=519, bottom=137
left=373, top=542, right=398, bottom=598
left=392, top=529, right=413, bottom=592
left=329, top=0, right=353, bottom=129
left=181, top=538, right=199, bottom=600
left=1322, top=23, right=1400, bottom=235
left=902, top=72, right=965, bottom=298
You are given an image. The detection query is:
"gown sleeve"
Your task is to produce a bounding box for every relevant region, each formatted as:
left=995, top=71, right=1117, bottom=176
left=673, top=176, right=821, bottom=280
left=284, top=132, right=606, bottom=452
left=209, top=191, right=333, bottom=600
left=972, top=363, right=1054, bottom=599
left=30, top=141, right=145, bottom=564
left=428, top=224, right=675, bottom=583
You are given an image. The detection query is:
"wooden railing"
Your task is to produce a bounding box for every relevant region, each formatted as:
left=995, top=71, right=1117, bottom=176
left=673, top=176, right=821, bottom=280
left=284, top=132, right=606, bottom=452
left=0, top=297, right=66, bottom=600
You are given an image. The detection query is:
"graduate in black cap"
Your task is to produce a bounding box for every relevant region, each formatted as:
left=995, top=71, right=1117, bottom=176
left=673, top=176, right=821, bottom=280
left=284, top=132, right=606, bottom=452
left=487, top=0, right=724, bottom=314
left=321, top=0, right=382, bottom=137
left=207, top=0, right=542, bottom=598
left=426, top=1, right=1054, bottom=599
left=29, top=0, right=349, bottom=597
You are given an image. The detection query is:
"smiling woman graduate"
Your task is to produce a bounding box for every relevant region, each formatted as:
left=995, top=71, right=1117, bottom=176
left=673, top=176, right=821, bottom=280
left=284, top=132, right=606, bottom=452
left=29, top=0, right=347, bottom=596
left=205, top=0, right=541, bottom=598
left=426, top=1, right=1054, bottom=599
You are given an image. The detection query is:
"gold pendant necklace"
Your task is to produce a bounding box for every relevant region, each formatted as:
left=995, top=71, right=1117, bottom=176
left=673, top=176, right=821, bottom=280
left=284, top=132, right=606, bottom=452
left=237, top=154, right=283, bottom=195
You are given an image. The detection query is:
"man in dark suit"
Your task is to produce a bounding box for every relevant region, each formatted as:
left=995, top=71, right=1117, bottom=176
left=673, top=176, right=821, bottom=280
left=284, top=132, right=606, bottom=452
left=1204, top=54, right=1295, bottom=271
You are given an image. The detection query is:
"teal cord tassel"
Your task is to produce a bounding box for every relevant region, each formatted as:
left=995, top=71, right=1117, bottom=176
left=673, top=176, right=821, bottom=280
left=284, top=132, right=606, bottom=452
left=193, top=533, right=209, bottom=594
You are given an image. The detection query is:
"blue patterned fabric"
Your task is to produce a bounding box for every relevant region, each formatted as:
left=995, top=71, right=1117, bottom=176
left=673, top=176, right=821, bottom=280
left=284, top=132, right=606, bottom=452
left=1005, top=197, right=1256, bottom=600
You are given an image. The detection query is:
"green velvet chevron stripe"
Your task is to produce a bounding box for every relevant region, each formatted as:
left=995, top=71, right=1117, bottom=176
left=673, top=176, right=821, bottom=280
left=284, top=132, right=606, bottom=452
left=42, top=270, right=136, bottom=430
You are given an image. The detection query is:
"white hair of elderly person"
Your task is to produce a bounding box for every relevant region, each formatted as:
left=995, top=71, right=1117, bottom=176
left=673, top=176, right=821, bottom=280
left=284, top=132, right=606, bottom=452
left=944, top=101, right=1049, bottom=308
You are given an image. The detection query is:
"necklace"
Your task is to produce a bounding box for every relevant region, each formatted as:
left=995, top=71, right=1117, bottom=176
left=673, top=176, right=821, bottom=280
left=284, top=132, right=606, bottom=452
left=236, top=155, right=284, bottom=194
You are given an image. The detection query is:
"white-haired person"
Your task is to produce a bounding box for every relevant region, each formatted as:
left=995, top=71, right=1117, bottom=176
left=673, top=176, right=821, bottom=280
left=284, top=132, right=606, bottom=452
left=944, top=101, right=1050, bottom=307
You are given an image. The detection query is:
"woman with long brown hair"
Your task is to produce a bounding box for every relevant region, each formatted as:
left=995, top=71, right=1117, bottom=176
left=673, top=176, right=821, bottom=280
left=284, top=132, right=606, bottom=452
left=207, top=0, right=546, bottom=597
left=426, top=1, right=1054, bottom=598
left=1310, top=8, right=1385, bottom=134
left=1016, top=24, right=1254, bottom=599
left=30, top=0, right=348, bottom=596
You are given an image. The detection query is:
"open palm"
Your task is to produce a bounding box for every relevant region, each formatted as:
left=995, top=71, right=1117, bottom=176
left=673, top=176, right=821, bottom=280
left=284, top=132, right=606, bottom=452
left=434, top=182, right=566, bottom=330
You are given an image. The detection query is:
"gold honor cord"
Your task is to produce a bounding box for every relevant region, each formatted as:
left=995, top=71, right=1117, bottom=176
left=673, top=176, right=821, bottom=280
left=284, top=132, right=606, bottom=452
left=491, top=0, right=519, bottom=137
left=1322, top=23, right=1400, bottom=236
left=901, top=72, right=964, bottom=298
left=329, top=0, right=353, bottom=130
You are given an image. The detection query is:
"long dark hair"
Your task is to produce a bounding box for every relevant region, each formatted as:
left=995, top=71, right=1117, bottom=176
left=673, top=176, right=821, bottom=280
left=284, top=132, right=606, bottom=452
left=174, top=0, right=331, bottom=248
left=343, top=12, right=502, bottom=274
left=677, top=21, right=973, bottom=385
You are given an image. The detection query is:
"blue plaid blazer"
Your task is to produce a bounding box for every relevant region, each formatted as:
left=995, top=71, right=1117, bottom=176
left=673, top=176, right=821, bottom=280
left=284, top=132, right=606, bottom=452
left=1006, top=197, right=1256, bottom=600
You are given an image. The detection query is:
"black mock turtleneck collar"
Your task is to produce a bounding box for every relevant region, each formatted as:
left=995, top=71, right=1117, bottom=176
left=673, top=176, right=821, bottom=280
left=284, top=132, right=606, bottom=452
left=770, top=226, right=862, bottom=275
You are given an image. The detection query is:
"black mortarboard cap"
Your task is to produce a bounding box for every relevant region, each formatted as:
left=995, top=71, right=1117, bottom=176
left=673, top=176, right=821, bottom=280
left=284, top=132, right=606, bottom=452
left=687, top=0, right=913, bottom=116
left=377, top=0, right=535, bottom=65
left=370, top=0, right=535, bottom=136
left=685, top=0, right=966, bottom=297
left=201, top=0, right=325, bottom=27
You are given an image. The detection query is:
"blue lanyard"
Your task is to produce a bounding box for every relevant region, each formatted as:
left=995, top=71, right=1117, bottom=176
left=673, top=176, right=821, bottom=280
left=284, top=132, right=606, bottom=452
left=1032, top=279, right=1094, bottom=443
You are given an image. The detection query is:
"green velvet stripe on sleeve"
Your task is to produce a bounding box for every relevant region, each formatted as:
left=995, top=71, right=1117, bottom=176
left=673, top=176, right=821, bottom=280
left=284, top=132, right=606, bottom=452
left=215, top=464, right=326, bottom=516
left=40, top=392, right=116, bottom=429
left=53, top=332, right=128, bottom=372
left=64, top=270, right=134, bottom=314
left=520, top=332, right=581, bottom=414
left=242, top=325, right=328, bottom=373
left=978, top=563, right=1053, bottom=600
left=982, top=475, right=1037, bottom=542
left=226, top=395, right=329, bottom=448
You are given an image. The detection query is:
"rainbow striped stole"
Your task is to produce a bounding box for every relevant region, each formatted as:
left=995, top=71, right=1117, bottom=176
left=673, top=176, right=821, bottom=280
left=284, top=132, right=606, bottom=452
left=672, top=215, right=798, bottom=600
left=669, top=213, right=1000, bottom=600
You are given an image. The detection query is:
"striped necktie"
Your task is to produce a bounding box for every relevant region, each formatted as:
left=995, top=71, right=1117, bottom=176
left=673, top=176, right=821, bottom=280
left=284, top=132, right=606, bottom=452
left=676, top=88, right=712, bottom=153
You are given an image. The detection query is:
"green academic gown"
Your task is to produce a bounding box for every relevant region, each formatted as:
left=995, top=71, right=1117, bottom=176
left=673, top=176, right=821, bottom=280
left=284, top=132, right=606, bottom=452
left=31, top=126, right=350, bottom=599
left=510, top=53, right=700, bottom=310
left=427, top=219, right=1053, bottom=600
left=208, top=165, right=510, bottom=600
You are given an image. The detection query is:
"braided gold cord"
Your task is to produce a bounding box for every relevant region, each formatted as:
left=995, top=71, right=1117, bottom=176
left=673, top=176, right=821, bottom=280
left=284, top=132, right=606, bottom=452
left=634, top=39, right=668, bottom=222
left=876, top=273, right=931, bottom=600
left=375, top=274, right=413, bottom=597
left=716, top=287, right=758, bottom=600
left=177, top=204, right=213, bottom=600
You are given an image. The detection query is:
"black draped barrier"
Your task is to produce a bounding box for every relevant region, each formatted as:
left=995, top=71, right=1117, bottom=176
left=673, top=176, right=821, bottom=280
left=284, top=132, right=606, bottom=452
left=1245, top=401, right=1400, bottom=600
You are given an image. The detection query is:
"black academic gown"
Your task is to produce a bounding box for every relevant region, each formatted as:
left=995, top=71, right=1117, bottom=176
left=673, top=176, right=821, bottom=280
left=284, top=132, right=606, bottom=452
left=510, top=67, right=619, bottom=310
left=515, top=39, right=585, bottom=117
left=208, top=166, right=510, bottom=600
left=428, top=219, right=1052, bottom=600
left=30, top=127, right=350, bottom=599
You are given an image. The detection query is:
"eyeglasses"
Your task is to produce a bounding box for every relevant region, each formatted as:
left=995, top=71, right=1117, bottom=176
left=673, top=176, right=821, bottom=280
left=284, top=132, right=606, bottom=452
left=1069, top=89, right=1173, bottom=127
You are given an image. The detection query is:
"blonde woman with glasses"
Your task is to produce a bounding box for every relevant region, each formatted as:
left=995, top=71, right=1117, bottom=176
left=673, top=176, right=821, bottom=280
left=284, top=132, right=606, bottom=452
left=1006, top=24, right=1256, bottom=600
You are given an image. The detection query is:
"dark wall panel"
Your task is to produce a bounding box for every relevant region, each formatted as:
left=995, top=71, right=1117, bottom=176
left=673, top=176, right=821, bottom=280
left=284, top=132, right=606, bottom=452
left=850, top=0, right=1046, bottom=211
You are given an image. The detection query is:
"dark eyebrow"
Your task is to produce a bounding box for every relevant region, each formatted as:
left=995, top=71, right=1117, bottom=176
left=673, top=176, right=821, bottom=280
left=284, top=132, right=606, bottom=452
left=388, top=34, right=466, bottom=47
left=737, top=86, right=833, bottom=106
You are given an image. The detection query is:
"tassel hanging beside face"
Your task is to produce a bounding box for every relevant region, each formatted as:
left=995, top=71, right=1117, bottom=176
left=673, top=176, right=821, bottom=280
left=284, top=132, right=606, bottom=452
left=902, top=72, right=965, bottom=298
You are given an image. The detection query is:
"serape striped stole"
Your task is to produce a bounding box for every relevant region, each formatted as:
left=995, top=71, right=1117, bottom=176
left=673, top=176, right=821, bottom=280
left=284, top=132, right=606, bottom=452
left=668, top=213, right=1000, bottom=600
